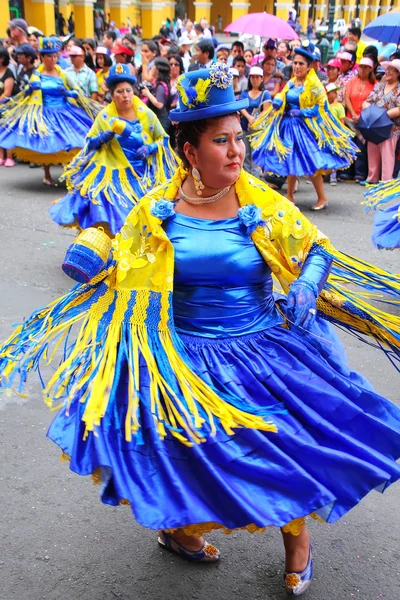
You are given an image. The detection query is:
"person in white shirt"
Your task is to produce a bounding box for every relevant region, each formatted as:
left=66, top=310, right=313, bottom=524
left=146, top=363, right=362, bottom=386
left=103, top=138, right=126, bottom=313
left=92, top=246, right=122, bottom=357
left=200, top=19, right=212, bottom=39
left=178, top=36, right=192, bottom=72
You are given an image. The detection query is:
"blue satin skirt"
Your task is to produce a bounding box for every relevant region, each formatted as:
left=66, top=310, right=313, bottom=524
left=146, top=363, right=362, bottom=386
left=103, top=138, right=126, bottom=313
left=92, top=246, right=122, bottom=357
left=0, top=100, right=93, bottom=161
left=253, top=114, right=354, bottom=177
left=372, top=203, right=400, bottom=250
left=49, top=162, right=146, bottom=235
left=47, top=321, right=400, bottom=532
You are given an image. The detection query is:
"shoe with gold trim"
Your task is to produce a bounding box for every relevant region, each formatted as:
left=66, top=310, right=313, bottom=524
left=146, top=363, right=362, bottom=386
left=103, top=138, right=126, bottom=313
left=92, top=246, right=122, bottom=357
left=284, top=544, right=313, bottom=596
left=158, top=531, right=220, bottom=562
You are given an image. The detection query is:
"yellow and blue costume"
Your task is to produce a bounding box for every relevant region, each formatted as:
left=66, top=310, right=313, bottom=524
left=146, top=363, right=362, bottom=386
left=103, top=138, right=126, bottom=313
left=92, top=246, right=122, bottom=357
left=1, top=163, right=400, bottom=536
left=251, top=68, right=358, bottom=177
left=49, top=74, right=178, bottom=236
left=363, top=178, right=400, bottom=250
left=0, top=38, right=100, bottom=166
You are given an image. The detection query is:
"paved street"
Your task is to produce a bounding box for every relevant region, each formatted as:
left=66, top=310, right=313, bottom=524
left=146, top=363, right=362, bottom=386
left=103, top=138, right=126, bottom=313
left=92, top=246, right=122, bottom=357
left=0, top=165, right=399, bottom=600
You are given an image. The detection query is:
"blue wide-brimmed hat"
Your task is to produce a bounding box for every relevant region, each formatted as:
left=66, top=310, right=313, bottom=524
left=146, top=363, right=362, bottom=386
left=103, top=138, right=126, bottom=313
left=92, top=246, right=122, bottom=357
left=39, top=37, right=62, bottom=54
left=295, top=41, right=316, bottom=63
left=169, top=62, right=249, bottom=123
left=106, top=63, right=137, bottom=88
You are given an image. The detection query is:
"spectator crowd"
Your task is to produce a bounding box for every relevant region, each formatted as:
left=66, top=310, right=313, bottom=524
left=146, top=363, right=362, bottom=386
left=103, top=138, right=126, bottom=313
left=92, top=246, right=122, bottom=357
left=1, top=14, right=399, bottom=186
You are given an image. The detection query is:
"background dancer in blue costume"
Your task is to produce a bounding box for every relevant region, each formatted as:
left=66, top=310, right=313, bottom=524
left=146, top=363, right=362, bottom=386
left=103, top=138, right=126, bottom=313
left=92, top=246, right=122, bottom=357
left=251, top=44, right=358, bottom=211
left=0, top=37, right=100, bottom=186
left=49, top=64, right=178, bottom=236
left=1, top=64, right=400, bottom=598
left=363, top=178, right=400, bottom=249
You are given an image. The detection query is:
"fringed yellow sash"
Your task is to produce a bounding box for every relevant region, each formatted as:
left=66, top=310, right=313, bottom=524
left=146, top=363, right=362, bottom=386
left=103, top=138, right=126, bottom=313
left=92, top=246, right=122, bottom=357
left=1, top=169, right=400, bottom=446
left=61, top=95, right=178, bottom=202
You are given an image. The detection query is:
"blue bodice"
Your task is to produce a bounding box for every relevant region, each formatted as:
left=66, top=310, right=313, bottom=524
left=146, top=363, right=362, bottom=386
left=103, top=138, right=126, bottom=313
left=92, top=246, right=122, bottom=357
left=116, top=118, right=146, bottom=174
left=286, top=85, right=303, bottom=110
left=163, top=212, right=284, bottom=338
left=41, top=75, right=68, bottom=108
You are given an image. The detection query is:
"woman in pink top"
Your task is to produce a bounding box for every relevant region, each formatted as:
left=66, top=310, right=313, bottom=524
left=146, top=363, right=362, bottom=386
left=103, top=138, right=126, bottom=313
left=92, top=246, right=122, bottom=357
left=345, top=57, right=376, bottom=182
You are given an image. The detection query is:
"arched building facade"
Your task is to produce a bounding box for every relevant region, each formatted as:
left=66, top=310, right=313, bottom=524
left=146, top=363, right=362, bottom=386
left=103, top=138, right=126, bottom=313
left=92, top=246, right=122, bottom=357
left=1, top=0, right=399, bottom=41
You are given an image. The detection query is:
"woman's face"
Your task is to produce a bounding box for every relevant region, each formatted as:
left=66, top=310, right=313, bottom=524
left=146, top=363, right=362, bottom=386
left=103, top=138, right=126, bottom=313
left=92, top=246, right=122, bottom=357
left=384, top=66, right=399, bottom=83
left=142, top=44, right=156, bottom=61
left=327, top=66, right=339, bottom=82
left=290, top=40, right=301, bottom=51
left=293, top=54, right=309, bottom=79
left=115, top=53, right=127, bottom=64
left=42, top=53, right=58, bottom=69
left=216, top=50, right=228, bottom=64
left=96, top=53, right=105, bottom=68
left=249, top=74, right=262, bottom=89
left=358, top=64, right=372, bottom=80
left=83, top=43, right=94, bottom=56
left=159, top=45, right=169, bottom=57
left=169, top=57, right=181, bottom=77
left=149, top=65, right=157, bottom=80
left=112, top=82, right=134, bottom=111
left=28, top=34, right=39, bottom=51
left=184, top=114, right=245, bottom=189
left=244, top=50, right=253, bottom=64
left=263, top=59, right=275, bottom=75
left=122, top=38, right=135, bottom=51
left=278, top=42, right=289, bottom=58
left=65, top=39, right=74, bottom=53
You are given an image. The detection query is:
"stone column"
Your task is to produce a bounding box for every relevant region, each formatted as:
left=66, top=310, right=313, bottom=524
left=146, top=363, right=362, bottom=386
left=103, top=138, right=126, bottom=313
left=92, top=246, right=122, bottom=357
left=274, top=0, right=293, bottom=21
left=299, top=2, right=311, bottom=33
left=109, top=0, right=130, bottom=28
left=230, top=1, right=250, bottom=22
left=72, top=0, right=95, bottom=38
left=141, top=0, right=164, bottom=37
left=193, top=1, right=212, bottom=23
left=25, top=0, right=56, bottom=35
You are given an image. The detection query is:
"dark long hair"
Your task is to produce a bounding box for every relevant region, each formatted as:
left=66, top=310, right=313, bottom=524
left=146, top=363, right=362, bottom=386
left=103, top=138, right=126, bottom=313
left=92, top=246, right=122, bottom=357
left=154, top=56, right=171, bottom=87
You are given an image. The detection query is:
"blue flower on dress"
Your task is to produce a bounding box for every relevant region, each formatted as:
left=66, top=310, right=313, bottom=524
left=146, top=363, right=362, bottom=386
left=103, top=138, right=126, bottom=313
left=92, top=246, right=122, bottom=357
left=238, top=204, right=264, bottom=234
left=150, top=199, right=175, bottom=220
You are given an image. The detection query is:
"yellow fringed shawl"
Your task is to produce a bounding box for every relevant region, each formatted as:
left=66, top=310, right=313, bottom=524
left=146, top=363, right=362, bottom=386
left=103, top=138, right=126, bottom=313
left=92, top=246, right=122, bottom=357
left=251, top=68, right=356, bottom=164
left=60, top=95, right=178, bottom=202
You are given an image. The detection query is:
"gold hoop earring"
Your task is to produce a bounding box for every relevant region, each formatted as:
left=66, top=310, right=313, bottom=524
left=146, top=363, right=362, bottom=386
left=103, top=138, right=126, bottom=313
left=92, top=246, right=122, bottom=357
left=192, top=167, right=205, bottom=196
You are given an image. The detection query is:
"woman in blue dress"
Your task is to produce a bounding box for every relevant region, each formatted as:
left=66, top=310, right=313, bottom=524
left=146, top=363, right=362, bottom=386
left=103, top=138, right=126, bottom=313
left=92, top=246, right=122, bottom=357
left=1, top=63, right=400, bottom=597
left=0, top=37, right=100, bottom=186
left=251, top=46, right=358, bottom=210
left=363, top=178, right=400, bottom=249
left=49, top=64, right=178, bottom=236
left=239, top=65, right=271, bottom=176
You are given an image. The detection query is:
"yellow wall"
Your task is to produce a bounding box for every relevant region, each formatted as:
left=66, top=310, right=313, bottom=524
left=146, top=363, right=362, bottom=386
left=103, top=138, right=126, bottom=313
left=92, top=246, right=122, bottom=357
left=74, top=3, right=95, bottom=38
left=194, top=2, right=212, bottom=24
left=24, top=0, right=56, bottom=35
left=141, top=2, right=163, bottom=38
left=0, top=0, right=9, bottom=37
left=230, top=2, right=249, bottom=22
left=299, top=2, right=311, bottom=33
left=109, top=5, right=129, bottom=27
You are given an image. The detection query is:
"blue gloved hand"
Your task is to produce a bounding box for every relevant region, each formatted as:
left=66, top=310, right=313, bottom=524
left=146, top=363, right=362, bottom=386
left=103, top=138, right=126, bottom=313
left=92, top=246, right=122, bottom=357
left=87, top=130, right=115, bottom=151
left=66, top=89, right=79, bottom=99
left=300, top=105, right=320, bottom=118
left=30, top=81, right=41, bottom=91
left=288, top=109, right=301, bottom=118
left=135, top=142, right=157, bottom=159
left=286, top=250, right=332, bottom=331
left=272, top=97, right=283, bottom=110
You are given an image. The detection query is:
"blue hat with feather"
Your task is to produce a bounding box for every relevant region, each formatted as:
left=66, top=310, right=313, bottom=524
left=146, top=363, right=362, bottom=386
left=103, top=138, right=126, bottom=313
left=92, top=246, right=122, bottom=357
left=169, top=62, right=249, bottom=122
left=39, top=37, right=62, bottom=54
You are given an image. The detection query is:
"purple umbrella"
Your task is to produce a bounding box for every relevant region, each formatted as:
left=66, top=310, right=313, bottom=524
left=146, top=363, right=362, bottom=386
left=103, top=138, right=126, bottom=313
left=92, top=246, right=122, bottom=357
left=225, top=12, right=299, bottom=40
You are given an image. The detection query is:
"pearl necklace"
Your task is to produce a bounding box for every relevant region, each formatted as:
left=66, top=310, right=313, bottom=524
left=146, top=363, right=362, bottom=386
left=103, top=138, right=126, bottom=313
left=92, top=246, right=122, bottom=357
left=178, top=184, right=231, bottom=205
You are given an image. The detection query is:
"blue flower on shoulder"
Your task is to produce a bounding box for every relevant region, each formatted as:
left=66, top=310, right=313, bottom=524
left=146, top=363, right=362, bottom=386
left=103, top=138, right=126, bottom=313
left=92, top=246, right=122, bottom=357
left=238, top=204, right=264, bottom=234
left=150, top=199, right=175, bottom=220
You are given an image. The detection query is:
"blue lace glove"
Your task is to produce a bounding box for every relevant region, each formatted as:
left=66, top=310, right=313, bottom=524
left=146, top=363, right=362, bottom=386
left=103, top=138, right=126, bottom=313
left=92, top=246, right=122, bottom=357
left=30, top=81, right=41, bottom=91
left=286, top=251, right=332, bottom=331
left=300, top=105, right=320, bottom=118
left=288, top=109, right=301, bottom=118
left=135, top=142, right=157, bottom=159
left=66, top=89, right=79, bottom=99
left=87, top=130, right=115, bottom=151
left=272, top=97, right=283, bottom=110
